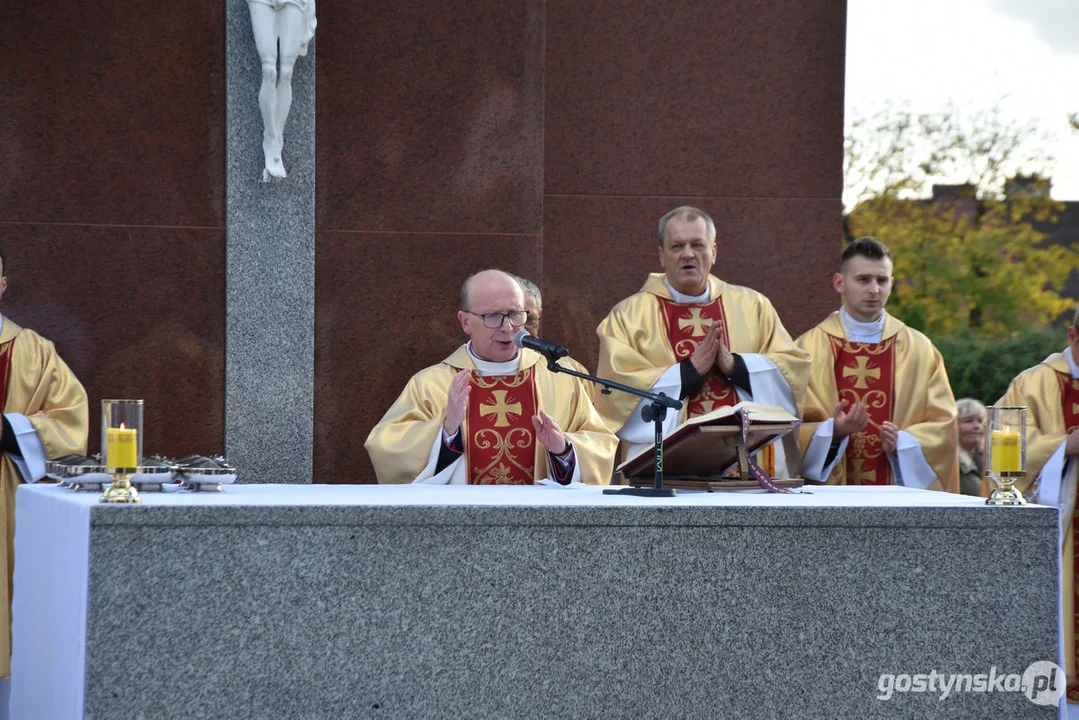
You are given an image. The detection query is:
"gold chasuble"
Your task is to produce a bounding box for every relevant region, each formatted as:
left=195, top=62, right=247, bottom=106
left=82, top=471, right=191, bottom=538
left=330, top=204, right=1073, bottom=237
left=833, top=337, right=896, bottom=486
left=0, top=317, right=89, bottom=677
left=559, top=356, right=594, bottom=400
left=595, top=273, right=810, bottom=432
left=995, top=353, right=1079, bottom=692
left=994, top=354, right=1079, bottom=496
left=467, top=371, right=538, bottom=484
left=796, top=311, right=958, bottom=492
left=657, top=297, right=737, bottom=417
left=365, top=345, right=617, bottom=485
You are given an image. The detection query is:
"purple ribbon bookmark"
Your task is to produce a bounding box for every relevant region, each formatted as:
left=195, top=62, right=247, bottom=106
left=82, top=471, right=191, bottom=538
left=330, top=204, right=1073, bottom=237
left=738, top=410, right=806, bottom=494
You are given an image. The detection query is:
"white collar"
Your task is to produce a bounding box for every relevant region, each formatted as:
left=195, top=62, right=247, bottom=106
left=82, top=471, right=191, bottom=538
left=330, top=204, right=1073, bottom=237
left=839, top=306, right=885, bottom=343
left=466, top=342, right=521, bottom=377
left=663, top=278, right=710, bottom=304
left=1064, top=346, right=1079, bottom=379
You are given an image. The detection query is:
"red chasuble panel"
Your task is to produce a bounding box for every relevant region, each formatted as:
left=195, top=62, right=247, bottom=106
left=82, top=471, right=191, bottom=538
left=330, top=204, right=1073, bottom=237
left=0, top=338, right=13, bottom=410
left=832, top=337, right=896, bottom=486
left=466, top=369, right=538, bottom=485
left=1059, top=373, right=1079, bottom=701
left=658, top=297, right=737, bottom=418
left=1061, top=374, right=1079, bottom=434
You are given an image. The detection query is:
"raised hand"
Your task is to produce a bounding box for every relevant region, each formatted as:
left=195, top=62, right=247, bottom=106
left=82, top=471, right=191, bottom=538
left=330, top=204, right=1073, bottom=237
left=881, top=421, right=899, bottom=454
left=532, top=410, right=567, bottom=455
left=1066, top=428, right=1079, bottom=456
left=833, top=399, right=869, bottom=437
left=443, top=369, right=472, bottom=435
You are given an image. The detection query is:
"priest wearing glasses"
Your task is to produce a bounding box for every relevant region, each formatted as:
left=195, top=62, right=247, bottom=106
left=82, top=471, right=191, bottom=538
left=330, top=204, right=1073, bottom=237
left=365, top=269, right=617, bottom=485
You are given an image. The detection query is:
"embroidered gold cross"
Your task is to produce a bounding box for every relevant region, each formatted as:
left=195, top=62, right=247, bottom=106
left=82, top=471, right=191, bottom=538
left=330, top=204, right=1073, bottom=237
left=479, top=390, right=522, bottom=427
left=849, top=459, right=877, bottom=484
left=843, top=356, right=880, bottom=389
left=678, top=309, right=712, bottom=337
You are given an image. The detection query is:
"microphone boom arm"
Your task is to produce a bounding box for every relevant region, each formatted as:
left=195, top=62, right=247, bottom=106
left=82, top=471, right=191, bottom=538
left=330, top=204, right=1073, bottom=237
left=544, top=358, right=682, bottom=410
left=545, top=357, right=681, bottom=498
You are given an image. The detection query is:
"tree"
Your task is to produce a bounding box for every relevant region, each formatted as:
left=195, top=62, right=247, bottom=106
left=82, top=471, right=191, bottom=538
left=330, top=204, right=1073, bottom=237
left=935, top=326, right=1062, bottom=404
left=844, top=104, right=1078, bottom=337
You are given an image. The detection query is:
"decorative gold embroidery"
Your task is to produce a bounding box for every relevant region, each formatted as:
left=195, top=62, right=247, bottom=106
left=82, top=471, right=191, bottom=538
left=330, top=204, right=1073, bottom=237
left=834, top=336, right=896, bottom=485
left=473, top=373, right=529, bottom=389
left=471, top=428, right=534, bottom=484
left=848, top=459, right=878, bottom=484
left=467, top=369, right=538, bottom=485
left=659, top=297, right=736, bottom=418
left=842, top=356, right=881, bottom=389
left=479, top=390, right=522, bottom=428
left=677, top=308, right=712, bottom=337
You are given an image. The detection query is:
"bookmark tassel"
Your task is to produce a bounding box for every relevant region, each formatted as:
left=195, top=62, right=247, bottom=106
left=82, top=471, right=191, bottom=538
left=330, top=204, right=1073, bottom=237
left=738, top=411, right=805, bottom=494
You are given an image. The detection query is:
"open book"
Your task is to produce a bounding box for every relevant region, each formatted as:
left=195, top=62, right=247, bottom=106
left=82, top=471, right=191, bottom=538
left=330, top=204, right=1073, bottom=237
left=617, top=401, right=800, bottom=483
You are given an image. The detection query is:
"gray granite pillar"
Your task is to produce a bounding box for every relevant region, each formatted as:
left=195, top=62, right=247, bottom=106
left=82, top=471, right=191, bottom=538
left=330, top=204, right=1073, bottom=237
left=225, top=2, right=315, bottom=483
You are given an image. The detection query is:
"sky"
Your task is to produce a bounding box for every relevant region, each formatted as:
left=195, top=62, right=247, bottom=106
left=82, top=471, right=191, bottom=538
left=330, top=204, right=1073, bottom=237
left=845, top=0, right=1079, bottom=203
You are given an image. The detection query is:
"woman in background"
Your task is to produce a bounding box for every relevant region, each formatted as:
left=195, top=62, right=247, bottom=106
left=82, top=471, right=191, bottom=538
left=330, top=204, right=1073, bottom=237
left=956, top=398, right=987, bottom=496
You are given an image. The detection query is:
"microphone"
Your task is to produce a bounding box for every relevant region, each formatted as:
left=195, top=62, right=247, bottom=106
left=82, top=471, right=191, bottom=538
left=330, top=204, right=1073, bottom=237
left=514, top=330, right=569, bottom=360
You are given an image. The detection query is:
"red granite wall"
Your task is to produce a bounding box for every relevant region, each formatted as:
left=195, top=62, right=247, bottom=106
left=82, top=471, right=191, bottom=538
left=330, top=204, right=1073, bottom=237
left=0, top=2, right=226, bottom=459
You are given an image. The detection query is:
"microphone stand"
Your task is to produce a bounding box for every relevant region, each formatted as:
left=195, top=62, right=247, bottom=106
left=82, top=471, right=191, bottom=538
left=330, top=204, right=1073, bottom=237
left=542, top=356, right=681, bottom=497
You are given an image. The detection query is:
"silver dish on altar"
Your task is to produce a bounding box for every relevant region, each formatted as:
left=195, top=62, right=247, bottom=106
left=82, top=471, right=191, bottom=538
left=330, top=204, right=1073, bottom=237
left=46, top=454, right=112, bottom=492
left=174, top=455, right=237, bottom=492
left=127, top=456, right=182, bottom=492
left=47, top=455, right=180, bottom=492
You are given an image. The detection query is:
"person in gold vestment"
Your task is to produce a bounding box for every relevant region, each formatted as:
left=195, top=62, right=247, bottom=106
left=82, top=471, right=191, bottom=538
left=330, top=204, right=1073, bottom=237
left=594, top=206, right=810, bottom=469
left=0, top=248, right=89, bottom=691
left=796, top=237, right=958, bottom=492
left=513, top=276, right=593, bottom=400
left=994, top=311, right=1079, bottom=699
left=365, top=269, right=616, bottom=485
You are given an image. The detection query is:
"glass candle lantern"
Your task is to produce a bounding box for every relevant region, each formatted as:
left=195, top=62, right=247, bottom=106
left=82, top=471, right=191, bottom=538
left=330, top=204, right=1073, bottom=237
left=984, top=405, right=1026, bottom=506
left=101, top=399, right=144, bottom=473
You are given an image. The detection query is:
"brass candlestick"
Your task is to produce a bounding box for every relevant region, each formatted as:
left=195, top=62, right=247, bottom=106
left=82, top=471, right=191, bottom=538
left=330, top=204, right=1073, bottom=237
left=100, top=470, right=140, bottom=504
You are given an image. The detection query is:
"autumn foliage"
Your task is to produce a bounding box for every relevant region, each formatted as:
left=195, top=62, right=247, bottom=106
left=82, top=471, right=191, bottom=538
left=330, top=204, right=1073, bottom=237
left=844, top=104, right=1078, bottom=338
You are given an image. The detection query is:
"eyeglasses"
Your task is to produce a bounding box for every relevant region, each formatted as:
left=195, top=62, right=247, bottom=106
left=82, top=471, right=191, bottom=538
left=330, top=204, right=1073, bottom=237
left=463, top=310, right=528, bottom=329
left=525, top=313, right=541, bottom=329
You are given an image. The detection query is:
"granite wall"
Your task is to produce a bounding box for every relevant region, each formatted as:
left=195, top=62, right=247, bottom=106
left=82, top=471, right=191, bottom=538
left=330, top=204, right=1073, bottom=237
left=0, top=1, right=226, bottom=459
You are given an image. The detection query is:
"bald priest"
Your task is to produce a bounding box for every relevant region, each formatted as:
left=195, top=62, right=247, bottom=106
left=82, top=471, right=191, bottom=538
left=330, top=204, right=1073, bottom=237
left=365, top=269, right=617, bottom=485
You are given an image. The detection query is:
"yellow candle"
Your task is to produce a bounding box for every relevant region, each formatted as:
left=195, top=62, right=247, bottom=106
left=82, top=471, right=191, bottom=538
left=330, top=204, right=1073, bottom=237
left=990, top=429, right=1021, bottom=473
left=106, top=425, right=138, bottom=471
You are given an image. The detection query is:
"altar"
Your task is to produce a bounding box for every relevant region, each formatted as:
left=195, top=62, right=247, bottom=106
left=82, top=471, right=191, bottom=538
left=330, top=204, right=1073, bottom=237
left=9, top=483, right=1060, bottom=718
